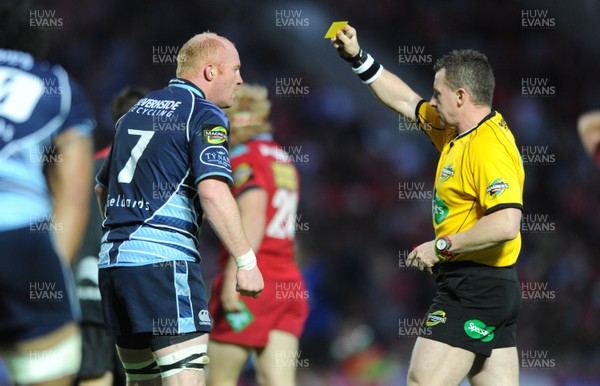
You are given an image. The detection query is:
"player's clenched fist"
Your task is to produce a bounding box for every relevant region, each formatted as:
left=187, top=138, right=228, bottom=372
left=236, top=266, right=264, bottom=298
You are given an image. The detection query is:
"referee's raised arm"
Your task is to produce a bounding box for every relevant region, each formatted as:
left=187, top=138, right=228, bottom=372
left=331, top=24, right=422, bottom=122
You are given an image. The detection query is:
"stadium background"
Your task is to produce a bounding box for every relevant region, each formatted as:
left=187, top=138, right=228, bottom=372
left=5, top=0, right=600, bottom=385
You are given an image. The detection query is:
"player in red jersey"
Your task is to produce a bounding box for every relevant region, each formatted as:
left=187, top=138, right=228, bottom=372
left=578, top=110, right=600, bottom=168
left=207, top=84, right=309, bottom=386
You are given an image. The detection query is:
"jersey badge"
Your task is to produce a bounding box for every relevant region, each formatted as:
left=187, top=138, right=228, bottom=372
left=233, top=163, right=253, bottom=188
left=202, top=125, right=228, bottom=145
left=486, top=178, right=509, bottom=199
left=439, top=164, right=455, bottom=182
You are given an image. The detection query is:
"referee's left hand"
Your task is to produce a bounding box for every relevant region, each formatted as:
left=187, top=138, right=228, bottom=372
left=406, top=240, right=438, bottom=274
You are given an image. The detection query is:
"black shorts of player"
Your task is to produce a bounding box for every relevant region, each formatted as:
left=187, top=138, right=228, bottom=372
left=0, top=224, right=78, bottom=344
left=99, top=260, right=211, bottom=351
left=78, top=322, right=125, bottom=379
left=422, top=261, right=521, bottom=357
left=76, top=256, right=125, bottom=378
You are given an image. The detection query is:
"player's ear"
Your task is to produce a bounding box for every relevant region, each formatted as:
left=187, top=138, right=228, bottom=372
left=456, top=88, right=467, bottom=107
left=204, top=64, right=215, bottom=81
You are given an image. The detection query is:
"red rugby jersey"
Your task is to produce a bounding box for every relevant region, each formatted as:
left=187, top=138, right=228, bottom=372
left=219, top=134, right=302, bottom=281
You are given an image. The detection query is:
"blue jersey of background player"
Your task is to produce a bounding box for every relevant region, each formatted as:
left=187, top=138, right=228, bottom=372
left=0, top=2, right=95, bottom=384
left=0, top=52, right=94, bottom=233
left=96, top=78, right=233, bottom=266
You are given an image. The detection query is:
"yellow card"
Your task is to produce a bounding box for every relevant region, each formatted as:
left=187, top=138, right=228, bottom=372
left=324, top=21, right=348, bottom=39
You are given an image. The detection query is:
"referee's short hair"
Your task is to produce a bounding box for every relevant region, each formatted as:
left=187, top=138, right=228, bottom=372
left=434, top=49, right=495, bottom=107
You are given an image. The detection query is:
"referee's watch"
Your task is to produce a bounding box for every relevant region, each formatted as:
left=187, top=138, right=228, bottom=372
left=434, top=236, right=453, bottom=262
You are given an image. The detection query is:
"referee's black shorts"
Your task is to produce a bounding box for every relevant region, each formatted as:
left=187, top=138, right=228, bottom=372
left=421, top=260, right=521, bottom=357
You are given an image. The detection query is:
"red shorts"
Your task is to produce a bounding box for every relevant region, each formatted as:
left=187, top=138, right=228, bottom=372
left=208, top=275, right=309, bottom=348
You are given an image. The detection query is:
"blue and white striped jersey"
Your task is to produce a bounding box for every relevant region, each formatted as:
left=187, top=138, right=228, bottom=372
left=0, top=49, right=95, bottom=232
left=96, top=78, right=233, bottom=267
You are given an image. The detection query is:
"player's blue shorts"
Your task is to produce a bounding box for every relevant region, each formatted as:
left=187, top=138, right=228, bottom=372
left=99, top=260, right=212, bottom=342
left=0, top=224, right=79, bottom=343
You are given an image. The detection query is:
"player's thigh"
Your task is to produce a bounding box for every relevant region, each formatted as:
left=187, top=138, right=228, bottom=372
left=79, top=371, right=113, bottom=386
left=116, top=344, right=161, bottom=386
left=468, top=346, right=518, bottom=386
left=407, top=337, right=476, bottom=386
left=206, top=339, right=251, bottom=386
left=3, top=322, right=81, bottom=386
left=255, top=330, right=299, bottom=386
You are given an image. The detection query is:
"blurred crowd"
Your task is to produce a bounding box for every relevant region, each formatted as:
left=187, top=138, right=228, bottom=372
left=12, top=0, right=599, bottom=384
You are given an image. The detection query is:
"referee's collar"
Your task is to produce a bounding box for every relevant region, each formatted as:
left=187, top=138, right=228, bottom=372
left=455, top=110, right=497, bottom=140
left=168, top=78, right=206, bottom=99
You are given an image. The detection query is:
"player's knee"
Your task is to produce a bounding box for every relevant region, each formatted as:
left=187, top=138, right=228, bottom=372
left=256, top=372, right=284, bottom=386
left=406, top=363, right=429, bottom=386
left=3, top=330, right=81, bottom=384
left=156, top=344, right=210, bottom=379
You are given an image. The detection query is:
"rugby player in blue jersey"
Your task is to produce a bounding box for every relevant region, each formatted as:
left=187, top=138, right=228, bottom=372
left=0, top=1, right=96, bottom=384
left=95, top=32, right=264, bottom=384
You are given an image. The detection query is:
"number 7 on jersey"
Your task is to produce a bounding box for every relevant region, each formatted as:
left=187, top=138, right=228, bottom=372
left=117, top=129, right=155, bottom=183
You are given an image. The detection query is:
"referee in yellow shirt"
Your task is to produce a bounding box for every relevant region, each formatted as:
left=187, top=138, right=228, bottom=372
left=332, top=25, right=524, bottom=386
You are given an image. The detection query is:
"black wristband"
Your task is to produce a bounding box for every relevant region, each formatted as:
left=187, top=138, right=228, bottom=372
left=350, top=51, right=383, bottom=85
left=343, top=49, right=369, bottom=68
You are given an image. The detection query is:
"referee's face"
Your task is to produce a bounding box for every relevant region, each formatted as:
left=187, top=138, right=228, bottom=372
left=431, top=69, right=456, bottom=126
left=213, top=42, right=243, bottom=108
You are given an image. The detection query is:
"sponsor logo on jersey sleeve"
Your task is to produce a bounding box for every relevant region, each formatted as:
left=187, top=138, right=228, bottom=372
left=202, top=125, right=228, bottom=145
left=233, top=163, right=253, bottom=188
left=200, top=146, right=231, bottom=172
left=439, top=164, right=455, bottom=182
left=486, top=178, right=509, bottom=199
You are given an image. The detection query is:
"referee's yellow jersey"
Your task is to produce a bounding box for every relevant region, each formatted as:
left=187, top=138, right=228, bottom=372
left=416, top=101, right=525, bottom=267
